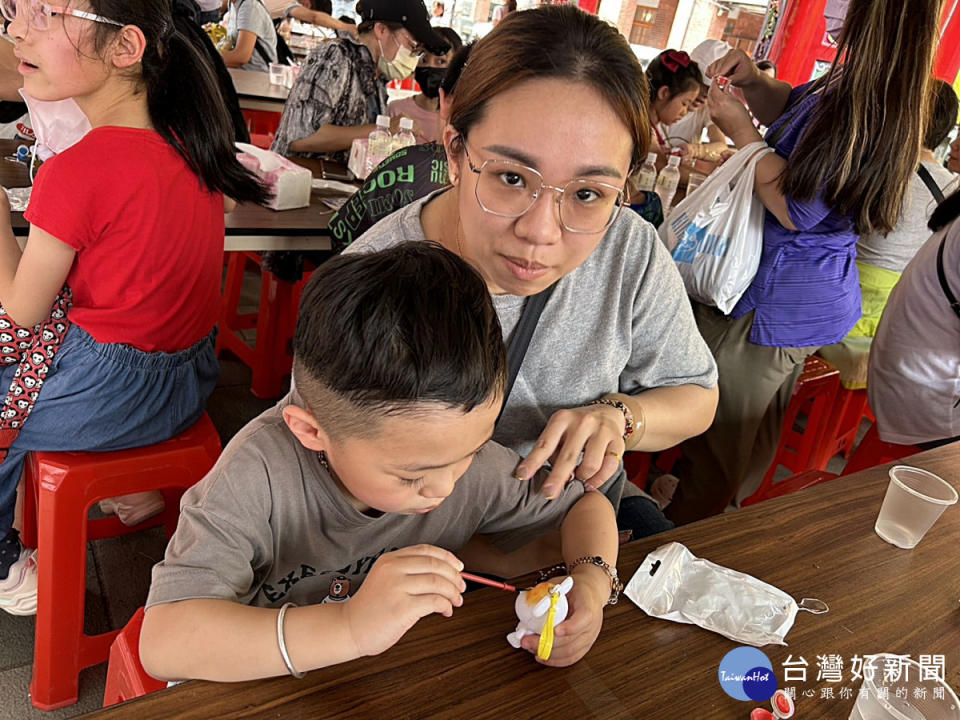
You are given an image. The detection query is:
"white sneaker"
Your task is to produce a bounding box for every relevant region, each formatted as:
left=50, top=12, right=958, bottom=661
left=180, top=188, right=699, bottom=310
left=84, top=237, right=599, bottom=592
left=0, top=546, right=37, bottom=616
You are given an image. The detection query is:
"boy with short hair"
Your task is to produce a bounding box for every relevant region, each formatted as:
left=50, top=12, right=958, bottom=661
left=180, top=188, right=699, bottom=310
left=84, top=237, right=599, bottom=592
left=140, top=243, right=619, bottom=680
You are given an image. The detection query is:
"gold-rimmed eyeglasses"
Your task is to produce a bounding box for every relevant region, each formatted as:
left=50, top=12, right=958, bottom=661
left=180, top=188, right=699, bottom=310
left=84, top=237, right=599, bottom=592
left=1, top=0, right=122, bottom=30
left=461, top=141, right=625, bottom=234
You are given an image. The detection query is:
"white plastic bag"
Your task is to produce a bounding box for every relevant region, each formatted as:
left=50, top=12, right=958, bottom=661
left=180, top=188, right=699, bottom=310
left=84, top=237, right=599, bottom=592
left=624, top=542, right=820, bottom=647
left=658, top=141, right=773, bottom=313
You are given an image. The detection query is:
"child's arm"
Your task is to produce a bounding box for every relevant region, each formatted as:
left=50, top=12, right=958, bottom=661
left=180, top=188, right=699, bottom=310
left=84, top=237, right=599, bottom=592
left=141, top=544, right=466, bottom=681
left=288, top=6, right=358, bottom=35
left=220, top=29, right=259, bottom=68
left=516, top=491, right=618, bottom=667
left=0, top=200, right=75, bottom=327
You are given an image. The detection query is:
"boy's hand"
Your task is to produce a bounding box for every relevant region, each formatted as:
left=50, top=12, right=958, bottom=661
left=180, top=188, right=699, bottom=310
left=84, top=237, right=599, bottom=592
left=520, top=570, right=608, bottom=667
left=343, top=545, right=465, bottom=658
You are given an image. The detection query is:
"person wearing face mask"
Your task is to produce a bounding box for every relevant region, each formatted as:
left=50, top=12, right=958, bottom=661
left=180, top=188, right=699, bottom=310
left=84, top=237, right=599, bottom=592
left=271, top=0, right=450, bottom=164
left=387, top=27, right=461, bottom=145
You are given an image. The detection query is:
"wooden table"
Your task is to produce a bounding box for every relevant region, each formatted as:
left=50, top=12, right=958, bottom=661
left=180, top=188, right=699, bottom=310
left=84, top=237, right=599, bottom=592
left=228, top=67, right=289, bottom=113
left=79, top=443, right=960, bottom=719
left=0, top=140, right=340, bottom=253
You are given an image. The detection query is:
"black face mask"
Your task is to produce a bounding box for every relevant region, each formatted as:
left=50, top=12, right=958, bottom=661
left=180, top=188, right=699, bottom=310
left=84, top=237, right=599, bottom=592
left=415, top=66, right=446, bottom=99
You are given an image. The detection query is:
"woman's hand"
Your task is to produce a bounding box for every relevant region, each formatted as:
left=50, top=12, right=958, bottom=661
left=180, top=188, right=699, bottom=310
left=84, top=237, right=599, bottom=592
left=518, top=572, right=606, bottom=667
left=514, top=404, right=625, bottom=498
left=705, top=48, right=759, bottom=88
left=706, top=83, right=760, bottom=147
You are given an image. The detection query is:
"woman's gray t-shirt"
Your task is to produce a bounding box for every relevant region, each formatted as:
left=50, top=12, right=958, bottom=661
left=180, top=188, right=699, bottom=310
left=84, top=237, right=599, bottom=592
left=345, top=194, right=718, bottom=457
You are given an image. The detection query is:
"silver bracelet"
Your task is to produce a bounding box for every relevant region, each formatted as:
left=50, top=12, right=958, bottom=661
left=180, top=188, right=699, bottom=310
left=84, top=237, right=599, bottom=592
left=276, top=602, right=304, bottom=679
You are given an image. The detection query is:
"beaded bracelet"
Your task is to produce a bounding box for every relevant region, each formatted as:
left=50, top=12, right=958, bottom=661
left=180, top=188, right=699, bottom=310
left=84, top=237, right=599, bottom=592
left=590, top=398, right=638, bottom=441
left=568, top=556, right=623, bottom=606
left=537, top=557, right=623, bottom=606
left=277, top=602, right=305, bottom=678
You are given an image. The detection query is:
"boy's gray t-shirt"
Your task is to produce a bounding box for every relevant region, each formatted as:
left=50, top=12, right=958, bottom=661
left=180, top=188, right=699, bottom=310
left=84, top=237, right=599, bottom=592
left=227, top=0, right=277, bottom=72
left=147, top=393, right=585, bottom=610
left=344, top=192, right=718, bottom=457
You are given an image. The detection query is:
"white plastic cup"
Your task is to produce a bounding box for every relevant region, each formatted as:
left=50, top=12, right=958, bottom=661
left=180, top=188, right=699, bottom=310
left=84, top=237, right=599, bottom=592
left=268, top=62, right=286, bottom=86
left=849, top=654, right=960, bottom=719
left=874, top=466, right=958, bottom=549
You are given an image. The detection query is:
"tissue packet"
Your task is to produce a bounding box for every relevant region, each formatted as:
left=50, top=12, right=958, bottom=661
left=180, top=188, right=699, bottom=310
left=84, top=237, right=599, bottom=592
left=625, top=542, right=798, bottom=647
left=235, top=143, right=311, bottom=211
left=347, top=138, right=369, bottom=180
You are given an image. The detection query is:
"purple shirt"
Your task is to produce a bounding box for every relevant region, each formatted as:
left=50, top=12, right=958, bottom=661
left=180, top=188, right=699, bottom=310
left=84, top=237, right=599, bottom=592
left=732, top=82, right=860, bottom=347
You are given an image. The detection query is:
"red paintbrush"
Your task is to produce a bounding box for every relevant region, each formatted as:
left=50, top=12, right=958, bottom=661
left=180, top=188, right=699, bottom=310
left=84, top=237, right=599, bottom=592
left=461, top=572, right=517, bottom=592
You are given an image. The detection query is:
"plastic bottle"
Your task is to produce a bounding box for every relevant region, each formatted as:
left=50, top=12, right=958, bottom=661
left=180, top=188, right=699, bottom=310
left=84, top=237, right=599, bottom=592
left=635, top=151, right=658, bottom=192
left=654, top=152, right=682, bottom=211
left=364, top=114, right=393, bottom=176
left=391, top=117, right=416, bottom=153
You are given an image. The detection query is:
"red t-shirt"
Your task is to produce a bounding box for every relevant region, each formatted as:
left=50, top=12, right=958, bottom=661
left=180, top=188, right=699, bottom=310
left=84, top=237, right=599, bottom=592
left=25, top=127, right=224, bottom=352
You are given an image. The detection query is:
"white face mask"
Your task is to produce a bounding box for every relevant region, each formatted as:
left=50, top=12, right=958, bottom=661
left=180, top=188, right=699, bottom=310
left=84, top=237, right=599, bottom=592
left=377, top=32, right=420, bottom=81
left=19, top=90, right=92, bottom=162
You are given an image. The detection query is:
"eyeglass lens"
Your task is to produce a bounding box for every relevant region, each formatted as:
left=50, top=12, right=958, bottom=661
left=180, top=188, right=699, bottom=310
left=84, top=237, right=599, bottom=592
left=475, top=161, right=621, bottom=233
left=2, top=0, right=49, bottom=29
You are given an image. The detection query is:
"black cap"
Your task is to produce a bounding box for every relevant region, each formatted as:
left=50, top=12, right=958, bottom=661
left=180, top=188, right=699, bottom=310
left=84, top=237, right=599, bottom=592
left=356, top=0, right=451, bottom=55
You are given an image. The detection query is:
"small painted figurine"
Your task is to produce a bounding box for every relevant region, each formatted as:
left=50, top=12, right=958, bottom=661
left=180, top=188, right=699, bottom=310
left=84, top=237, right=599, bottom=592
left=506, top=576, right=574, bottom=661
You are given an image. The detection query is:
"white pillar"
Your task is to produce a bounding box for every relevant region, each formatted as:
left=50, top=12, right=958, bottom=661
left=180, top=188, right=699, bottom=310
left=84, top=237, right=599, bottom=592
left=667, top=0, right=696, bottom=49
left=598, top=0, right=624, bottom=28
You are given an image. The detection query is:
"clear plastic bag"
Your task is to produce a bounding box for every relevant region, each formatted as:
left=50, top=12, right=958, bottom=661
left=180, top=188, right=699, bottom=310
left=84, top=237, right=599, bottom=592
left=624, top=542, right=824, bottom=647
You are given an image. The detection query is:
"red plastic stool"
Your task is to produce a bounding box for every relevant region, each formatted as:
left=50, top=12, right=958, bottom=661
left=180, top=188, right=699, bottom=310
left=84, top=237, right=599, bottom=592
left=241, top=109, right=281, bottom=136
left=742, top=469, right=839, bottom=506
left=812, top=387, right=875, bottom=469
left=18, top=413, right=221, bottom=711
left=841, top=422, right=921, bottom=475
left=758, top=356, right=841, bottom=494
left=103, top=607, right=165, bottom=707
left=217, top=252, right=314, bottom=399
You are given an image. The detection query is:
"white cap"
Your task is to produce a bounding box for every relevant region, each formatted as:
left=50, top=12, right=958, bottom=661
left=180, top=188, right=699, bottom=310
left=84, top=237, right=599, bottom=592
left=667, top=154, right=681, bottom=166
left=399, top=117, right=414, bottom=130
left=688, top=38, right=732, bottom=86
left=376, top=114, right=391, bottom=127
left=646, top=152, right=657, bottom=164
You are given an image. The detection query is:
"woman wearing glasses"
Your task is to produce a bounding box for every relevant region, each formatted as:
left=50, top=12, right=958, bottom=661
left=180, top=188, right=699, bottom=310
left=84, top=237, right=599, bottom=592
left=271, top=0, right=450, bottom=164
left=346, top=6, right=718, bottom=555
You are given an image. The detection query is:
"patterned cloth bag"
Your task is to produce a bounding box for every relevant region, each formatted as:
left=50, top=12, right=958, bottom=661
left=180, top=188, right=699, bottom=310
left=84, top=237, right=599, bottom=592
left=0, top=286, right=72, bottom=462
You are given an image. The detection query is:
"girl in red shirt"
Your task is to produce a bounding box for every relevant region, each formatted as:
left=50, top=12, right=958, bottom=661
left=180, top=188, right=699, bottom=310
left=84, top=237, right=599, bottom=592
left=0, top=0, right=266, bottom=616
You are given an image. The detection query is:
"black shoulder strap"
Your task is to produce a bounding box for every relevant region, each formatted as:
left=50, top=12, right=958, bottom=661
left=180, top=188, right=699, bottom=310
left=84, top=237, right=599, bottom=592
left=917, top=164, right=946, bottom=205
left=497, top=283, right=557, bottom=423
left=936, top=235, right=960, bottom=320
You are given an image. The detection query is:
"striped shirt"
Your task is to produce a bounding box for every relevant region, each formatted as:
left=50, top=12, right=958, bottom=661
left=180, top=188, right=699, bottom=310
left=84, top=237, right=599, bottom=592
left=732, top=82, right=860, bottom=347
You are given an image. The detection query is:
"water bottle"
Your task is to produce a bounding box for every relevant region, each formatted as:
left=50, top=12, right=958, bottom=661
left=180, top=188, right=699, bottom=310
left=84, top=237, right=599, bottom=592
left=654, top=152, right=682, bottom=211
left=635, top=151, right=658, bottom=192
left=364, top=114, right=392, bottom=176
left=391, top=117, right=416, bottom=153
